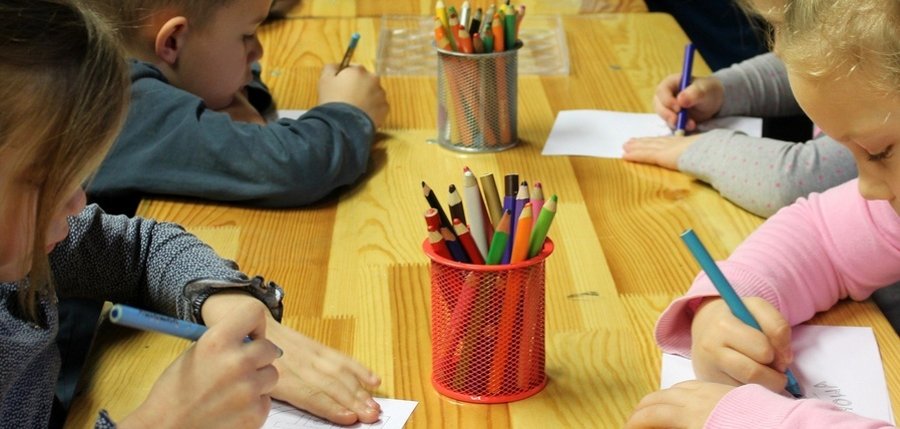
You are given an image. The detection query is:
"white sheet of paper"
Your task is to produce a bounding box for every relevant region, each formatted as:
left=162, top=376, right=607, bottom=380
left=541, top=110, right=762, bottom=158
left=277, top=110, right=308, bottom=120
left=263, top=398, right=417, bottom=429
left=660, top=325, right=895, bottom=424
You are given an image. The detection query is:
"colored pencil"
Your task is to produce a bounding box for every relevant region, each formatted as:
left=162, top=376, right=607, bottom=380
left=479, top=173, right=503, bottom=227
left=510, top=202, right=533, bottom=263
left=423, top=181, right=457, bottom=238
left=528, top=194, right=557, bottom=258
left=680, top=229, right=803, bottom=398
left=453, top=219, right=485, bottom=265
left=448, top=184, right=466, bottom=226
left=486, top=210, right=511, bottom=265
left=502, top=174, right=519, bottom=264
left=441, top=226, right=470, bottom=263
left=428, top=225, right=453, bottom=260
left=462, top=169, right=491, bottom=260
left=531, top=181, right=544, bottom=220
left=336, top=32, right=360, bottom=75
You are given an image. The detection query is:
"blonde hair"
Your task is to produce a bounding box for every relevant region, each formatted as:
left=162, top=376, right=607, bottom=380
left=93, top=0, right=236, bottom=53
left=741, top=0, right=900, bottom=95
left=0, top=0, right=129, bottom=322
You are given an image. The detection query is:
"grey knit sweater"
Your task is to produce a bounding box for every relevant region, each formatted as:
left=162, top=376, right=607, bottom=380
left=678, top=53, right=858, bottom=217
left=0, top=205, right=244, bottom=427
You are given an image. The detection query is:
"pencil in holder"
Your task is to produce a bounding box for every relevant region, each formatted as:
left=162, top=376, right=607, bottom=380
left=423, top=237, right=553, bottom=403
left=436, top=42, right=521, bottom=152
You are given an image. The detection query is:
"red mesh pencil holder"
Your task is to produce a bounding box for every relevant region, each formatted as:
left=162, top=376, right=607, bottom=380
left=423, top=238, right=554, bottom=403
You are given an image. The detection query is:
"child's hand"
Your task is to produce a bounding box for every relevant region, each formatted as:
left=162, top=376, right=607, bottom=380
left=626, top=380, right=734, bottom=429
left=654, top=73, right=724, bottom=131
left=318, top=64, right=389, bottom=128
left=267, top=323, right=383, bottom=425
left=121, top=302, right=280, bottom=429
left=200, top=291, right=383, bottom=425
left=690, top=297, right=794, bottom=393
left=622, top=134, right=701, bottom=170
left=219, top=88, right=267, bottom=125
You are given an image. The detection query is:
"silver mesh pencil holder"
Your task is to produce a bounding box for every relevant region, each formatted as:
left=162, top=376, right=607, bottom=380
left=436, top=42, right=522, bottom=152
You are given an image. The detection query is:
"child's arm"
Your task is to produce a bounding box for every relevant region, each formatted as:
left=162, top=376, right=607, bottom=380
left=49, top=205, right=243, bottom=317
left=627, top=381, right=896, bottom=428
left=678, top=132, right=857, bottom=217
left=714, top=52, right=803, bottom=118
left=87, top=61, right=377, bottom=209
left=655, top=179, right=900, bottom=357
left=116, top=300, right=280, bottom=428
left=200, top=291, right=384, bottom=425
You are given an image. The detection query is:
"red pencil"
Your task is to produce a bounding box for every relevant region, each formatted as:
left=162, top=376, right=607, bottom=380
left=428, top=225, right=452, bottom=260
left=424, top=207, right=442, bottom=231
left=452, top=219, right=485, bottom=264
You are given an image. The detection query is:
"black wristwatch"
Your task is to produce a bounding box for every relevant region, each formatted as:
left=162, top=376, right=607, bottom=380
left=184, top=275, right=285, bottom=324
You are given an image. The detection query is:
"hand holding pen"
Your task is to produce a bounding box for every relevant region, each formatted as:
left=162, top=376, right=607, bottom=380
left=110, top=303, right=282, bottom=428
left=681, top=230, right=803, bottom=398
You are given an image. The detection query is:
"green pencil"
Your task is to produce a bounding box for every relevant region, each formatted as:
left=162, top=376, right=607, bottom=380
left=486, top=210, right=511, bottom=264
left=528, top=194, right=557, bottom=258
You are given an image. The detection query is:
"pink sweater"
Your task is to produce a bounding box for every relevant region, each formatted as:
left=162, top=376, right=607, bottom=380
left=655, top=179, right=900, bottom=428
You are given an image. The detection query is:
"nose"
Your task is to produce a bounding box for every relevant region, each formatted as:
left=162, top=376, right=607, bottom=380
left=248, top=35, right=264, bottom=63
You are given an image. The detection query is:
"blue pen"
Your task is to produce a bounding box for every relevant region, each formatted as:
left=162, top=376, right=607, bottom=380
left=679, top=229, right=803, bottom=398
left=336, top=32, right=361, bottom=75
left=674, top=43, right=696, bottom=136
left=110, top=304, right=282, bottom=356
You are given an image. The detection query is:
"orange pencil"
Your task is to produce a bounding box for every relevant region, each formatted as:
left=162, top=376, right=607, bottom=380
left=487, top=204, right=533, bottom=393
left=491, top=13, right=505, bottom=52
left=458, top=28, right=474, bottom=54
left=453, top=219, right=485, bottom=264
left=510, top=202, right=533, bottom=263
left=433, top=16, right=453, bottom=51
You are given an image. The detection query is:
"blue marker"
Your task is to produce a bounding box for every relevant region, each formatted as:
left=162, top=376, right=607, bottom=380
left=336, top=32, right=361, bottom=74
left=680, top=229, right=803, bottom=398
left=674, top=43, right=696, bottom=136
left=110, top=304, right=208, bottom=340
left=110, top=304, right=281, bottom=356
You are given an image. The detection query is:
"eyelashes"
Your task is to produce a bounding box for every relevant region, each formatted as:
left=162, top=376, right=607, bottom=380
left=867, top=144, right=894, bottom=162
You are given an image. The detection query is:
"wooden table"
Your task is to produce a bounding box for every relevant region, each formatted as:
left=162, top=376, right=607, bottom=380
left=276, top=0, right=646, bottom=17
left=66, top=14, right=900, bottom=428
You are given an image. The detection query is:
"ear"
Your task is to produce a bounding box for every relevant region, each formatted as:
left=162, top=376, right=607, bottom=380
left=154, top=16, right=189, bottom=65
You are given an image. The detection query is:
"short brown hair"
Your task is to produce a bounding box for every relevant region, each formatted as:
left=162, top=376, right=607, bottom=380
left=0, top=0, right=129, bottom=321
left=93, top=0, right=236, bottom=52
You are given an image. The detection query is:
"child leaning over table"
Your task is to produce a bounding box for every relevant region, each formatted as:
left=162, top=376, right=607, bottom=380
left=0, top=0, right=381, bottom=427
left=88, top=0, right=389, bottom=216
left=622, top=52, right=857, bottom=218
left=626, top=0, right=900, bottom=427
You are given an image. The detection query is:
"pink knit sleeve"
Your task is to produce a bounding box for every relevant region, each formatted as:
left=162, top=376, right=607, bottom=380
left=707, top=384, right=895, bottom=428
left=655, top=179, right=900, bottom=356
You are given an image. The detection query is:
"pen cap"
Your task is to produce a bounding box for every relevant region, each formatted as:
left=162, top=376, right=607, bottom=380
left=423, top=237, right=552, bottom=403
left=435, top=42, right=523, bottom=153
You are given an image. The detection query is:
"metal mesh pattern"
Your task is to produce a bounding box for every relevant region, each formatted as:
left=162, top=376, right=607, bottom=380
left=436, top=45, right=520, bottom=152
left=425, top=239, right=551, bottom=403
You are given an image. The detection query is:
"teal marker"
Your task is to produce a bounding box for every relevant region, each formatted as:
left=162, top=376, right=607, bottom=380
left=680, top=229, right=803, bottom=398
